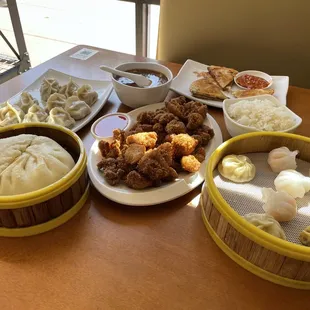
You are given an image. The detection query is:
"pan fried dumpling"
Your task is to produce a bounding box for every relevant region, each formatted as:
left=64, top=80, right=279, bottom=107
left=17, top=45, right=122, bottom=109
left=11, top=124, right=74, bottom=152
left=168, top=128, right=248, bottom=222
left=243, top=213, right=286, bottom=240
left=65, top=96, right=91, bottom=120
left=0, top=102, right=24, bottom=127
left=59, top=78, right=79, bottom=98
left=47, top=107, right=75, bottom=129
left=0, top=134, right=75, bottom=195
left=77, top=84, right=98, bottom=106
left=16, top=92, right=39, bottom=113
left=40, top=78, right=60, bottom=102
left=23, top=104, right=48, bottom=123
left=46, top=93, right=66, bottom=112
left=218, top=154, right=256, bottom=183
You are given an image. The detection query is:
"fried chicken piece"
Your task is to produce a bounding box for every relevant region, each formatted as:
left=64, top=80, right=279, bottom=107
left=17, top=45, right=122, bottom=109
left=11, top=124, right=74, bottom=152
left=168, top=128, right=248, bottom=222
left=129, top=123, right=154, bottom=133
left=121, top=144, right=129, bottom=157
left=124, top=143, right=146, bottom=164
left=164, top=134, right=175, bottom=143
left=153, top=123, right=164, bottom=133
left=165, top=120, right=186, bottom=134
left=98, top=140, right=110, bottom=158
left=166, top=99, right=186, bottom=120
left=191, top=134, right=202, bottom=146
left=126, top=132, right=157, bottom=149
left=172, top=134, right=198, bottom=157
left=155, top=107, right=168, bottom=114
left=169, top=96, right=187, bottom=105
left=156, top=132, right=167, bottom=146
left=137, top=111, right=156, bottom=124
left=125, top=123, right=146, bottom=138
left=171, top=160, right=183, bottom=173
left=139, top=124, right=154, bottom=132
left=97, top=157, right=130, bottom=186
left=163, top=167, right=178, bottom=182
left=98, top=140, right=121, bottom=158
left=187, top=113, right=204, bottom=130
left=157, top=142, right=173, bottom=165
left=102, top=169, right=123, bottom=186
left=125, top=171, right=152, bottom=189
left=109, top=140, right=122, bottom=158
left=198, top=125, right=215, bottom=137
left=184, top=101, right=208, bottom=119
left=97, top=157, right=117, bottom=171
left=155, top=112, right=178, bottom=125
left=138, top=148, right=172, bottom=181
left=113, top=129, right=126, bottom=147
left=194, top=146, right=206, bottom=163
left=198, top=132, right=212, bottom=146
left=192, top=125, right=215, bottom=146
left=181, top=155, right=201, bottom=173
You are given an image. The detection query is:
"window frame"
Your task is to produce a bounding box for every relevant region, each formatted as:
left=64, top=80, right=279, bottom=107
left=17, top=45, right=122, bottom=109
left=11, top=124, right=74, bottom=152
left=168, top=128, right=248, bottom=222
left=119, top=0, right=160, bottom=57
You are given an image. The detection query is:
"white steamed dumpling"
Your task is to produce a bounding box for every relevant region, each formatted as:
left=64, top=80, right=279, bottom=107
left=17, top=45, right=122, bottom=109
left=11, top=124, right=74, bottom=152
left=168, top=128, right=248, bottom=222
left=46, top=93, right=67, bottom=112
left=267, top=147, right=299, bottom=173
left=40, top=78, right=60, bottom=102
left=243, top=213, right=286, bottom=240
left=47, top=107, right=75, bottom=129
left=77, top=84, right=98, bottom=106
left=0, top=134, right=75, bottom=195
left=16, top=92, right=39, bottom=113
left=59, top=78, right=79, bottom=98
left=261, top=188, right=297, bottom=222
left=65, top=96, right=91, bottom=120
left=23, top=104, right=48, bottom=123
left=218, top=154, right=256, bottom=183
left=274, top=169, right=310, bottom=198
left=0, top=102, right=24, bottom=127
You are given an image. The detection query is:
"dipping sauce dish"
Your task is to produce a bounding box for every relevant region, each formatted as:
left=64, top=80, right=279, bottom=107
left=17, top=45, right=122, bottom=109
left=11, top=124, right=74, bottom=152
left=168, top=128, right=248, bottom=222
left=91, top=113, right=130, bottom=141
left=234, top=70, right=273, bottom=90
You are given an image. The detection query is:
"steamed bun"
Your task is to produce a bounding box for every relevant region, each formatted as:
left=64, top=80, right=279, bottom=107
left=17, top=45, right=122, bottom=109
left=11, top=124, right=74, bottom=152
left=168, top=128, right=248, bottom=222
left=0, top=134, right=75, bottom=195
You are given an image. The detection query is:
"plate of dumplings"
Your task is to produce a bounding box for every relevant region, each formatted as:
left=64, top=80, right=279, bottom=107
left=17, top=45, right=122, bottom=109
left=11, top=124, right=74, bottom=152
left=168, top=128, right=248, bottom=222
left=1, top=69, right=113, bottom=132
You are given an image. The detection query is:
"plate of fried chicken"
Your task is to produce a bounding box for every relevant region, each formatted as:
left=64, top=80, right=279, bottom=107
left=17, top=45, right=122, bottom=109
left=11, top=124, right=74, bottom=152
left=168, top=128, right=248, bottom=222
left=87, top=96, right=223, bottom=206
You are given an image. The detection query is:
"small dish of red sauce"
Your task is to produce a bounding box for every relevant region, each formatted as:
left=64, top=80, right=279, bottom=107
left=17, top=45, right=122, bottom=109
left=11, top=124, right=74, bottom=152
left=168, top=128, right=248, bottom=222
left=234, top=70, right=272, bottom=90
left=91, top=113, right=130, bottom=141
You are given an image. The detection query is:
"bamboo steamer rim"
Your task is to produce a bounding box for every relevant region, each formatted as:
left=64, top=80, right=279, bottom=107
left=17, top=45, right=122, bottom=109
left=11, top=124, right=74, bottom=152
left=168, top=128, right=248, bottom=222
left=206, top=131, right=310, bottom=261
left=0, top=123, right=86, bottom=209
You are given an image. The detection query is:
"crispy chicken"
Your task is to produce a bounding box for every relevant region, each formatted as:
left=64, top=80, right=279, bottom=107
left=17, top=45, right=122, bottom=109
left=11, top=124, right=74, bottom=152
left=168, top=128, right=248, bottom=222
left=172, top=134, right=198, bottom=157
left=126, top=132, right=157, bottom=149
left=181, top=155, right=201, bottom=173
left=126, top=171, right=152, bottom=189
left=124, top=143, right=146, bottom=165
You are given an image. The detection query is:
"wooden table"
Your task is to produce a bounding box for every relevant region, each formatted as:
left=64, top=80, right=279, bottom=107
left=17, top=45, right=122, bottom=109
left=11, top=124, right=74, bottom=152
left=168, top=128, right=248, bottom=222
left=0, top=45, right=310, bottom=310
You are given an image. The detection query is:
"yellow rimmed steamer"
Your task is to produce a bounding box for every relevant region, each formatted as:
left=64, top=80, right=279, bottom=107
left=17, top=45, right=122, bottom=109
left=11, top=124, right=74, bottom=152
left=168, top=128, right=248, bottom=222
left=0, top=123, right=89, bottom=237
left=199, top=132, right=310, bottom=289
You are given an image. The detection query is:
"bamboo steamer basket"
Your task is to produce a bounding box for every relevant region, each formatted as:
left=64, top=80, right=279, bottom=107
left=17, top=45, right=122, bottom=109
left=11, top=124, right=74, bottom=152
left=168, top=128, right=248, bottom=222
left=200, top=132, right=310, bottom=289
left=0, top=123, right=89, bottom=237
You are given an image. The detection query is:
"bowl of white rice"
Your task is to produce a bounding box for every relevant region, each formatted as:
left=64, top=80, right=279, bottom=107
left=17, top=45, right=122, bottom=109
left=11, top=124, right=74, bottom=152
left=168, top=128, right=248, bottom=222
left=223, top=95, right=302, bottom=137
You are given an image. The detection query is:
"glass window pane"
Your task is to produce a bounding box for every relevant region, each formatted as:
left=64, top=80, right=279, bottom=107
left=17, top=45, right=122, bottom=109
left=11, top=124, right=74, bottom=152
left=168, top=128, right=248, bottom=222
left=148, top=4, right=160, bottom=59
left=0, top=0, right=136, bottom=67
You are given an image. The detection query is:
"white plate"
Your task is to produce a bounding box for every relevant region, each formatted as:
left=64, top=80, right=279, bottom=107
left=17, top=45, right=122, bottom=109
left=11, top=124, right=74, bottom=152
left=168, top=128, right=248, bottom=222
left=6, top=69, right=113, bottom=132
left=171, top=59, right=289, bottom=109
left=87, top=102, right=223, bottom=206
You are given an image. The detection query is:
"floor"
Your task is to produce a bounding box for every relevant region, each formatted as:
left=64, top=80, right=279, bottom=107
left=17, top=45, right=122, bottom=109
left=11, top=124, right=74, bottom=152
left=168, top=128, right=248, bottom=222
left=0, top=0, right=159, bottom=67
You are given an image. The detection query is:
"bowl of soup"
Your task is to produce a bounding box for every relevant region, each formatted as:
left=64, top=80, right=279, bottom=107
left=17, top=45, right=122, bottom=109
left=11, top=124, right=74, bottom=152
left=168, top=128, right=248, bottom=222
left=111, top=62, right=173, bottom=108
